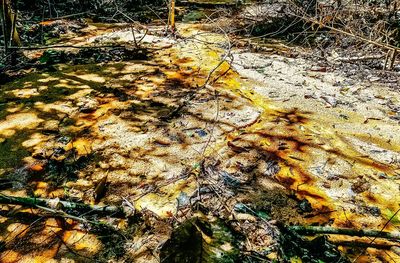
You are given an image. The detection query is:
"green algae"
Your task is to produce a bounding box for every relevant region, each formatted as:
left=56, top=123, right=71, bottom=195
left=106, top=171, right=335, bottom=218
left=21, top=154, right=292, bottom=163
left=0, top=131, right=31, bottom=171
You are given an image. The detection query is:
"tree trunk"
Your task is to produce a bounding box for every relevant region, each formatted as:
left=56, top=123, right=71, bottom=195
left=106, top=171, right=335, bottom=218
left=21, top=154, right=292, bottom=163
left=1, top=0, right=21, bottom=63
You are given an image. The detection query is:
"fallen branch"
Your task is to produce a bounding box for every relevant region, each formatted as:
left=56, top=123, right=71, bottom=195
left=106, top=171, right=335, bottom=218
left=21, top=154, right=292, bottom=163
left=289, top=225, right=400, bottom=241
left=0, top=193, right=125, bottom=218
left=6, top=44, right=127, bottom=50
left=336, top=55, right=385, bottom=63
left=177, top=0, right=239, bottom=8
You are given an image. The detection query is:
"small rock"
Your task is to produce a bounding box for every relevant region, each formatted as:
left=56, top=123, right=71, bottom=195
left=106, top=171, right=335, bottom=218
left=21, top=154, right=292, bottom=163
left=43, top=120, right=60, bottom=132
left=78, top=97, right=98, bottom=113
left=304, top=94, right=317, bottom=99
left=298, top=199, right=313, bottom=213
left=363, top=206, right=381, bottom=217
left=234, top=213, right=257, bottom=222
left=351, top=177, right=370, bottom=194
left=153, top=137, right=172, bottom=146
left=368, top=76, right=381, bottom=82
left=122, top=197, right=136, bottom=217
left=310, top=66, right=328, bottom=72
left=195, top=129, right=207, bottom=137
left=177, top=192, right=190, bottom=208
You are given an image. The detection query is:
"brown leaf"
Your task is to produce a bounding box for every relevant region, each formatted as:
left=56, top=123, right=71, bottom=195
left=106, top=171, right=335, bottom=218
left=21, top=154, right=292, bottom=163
left=94, top=174, right=108, bottom=202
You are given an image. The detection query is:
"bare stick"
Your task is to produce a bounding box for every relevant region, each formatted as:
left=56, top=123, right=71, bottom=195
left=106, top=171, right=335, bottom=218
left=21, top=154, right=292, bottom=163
left=170, top=0, right=176, bottom=33
left=336, top=55, right=385, bottom=62
left=289, top=225, right=400, bottom=241
left=0, top=193, right=124, bottom=217
left=7, top=44, right=127, bottom=50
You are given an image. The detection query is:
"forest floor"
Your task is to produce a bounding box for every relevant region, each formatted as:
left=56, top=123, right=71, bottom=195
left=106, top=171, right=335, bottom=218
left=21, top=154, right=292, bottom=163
left=0, top=6, right=400, bottom=263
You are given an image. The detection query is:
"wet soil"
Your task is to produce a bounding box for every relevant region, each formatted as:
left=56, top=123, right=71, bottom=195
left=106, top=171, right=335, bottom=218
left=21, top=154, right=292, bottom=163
left=0, top=19, right=400, bottom=262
